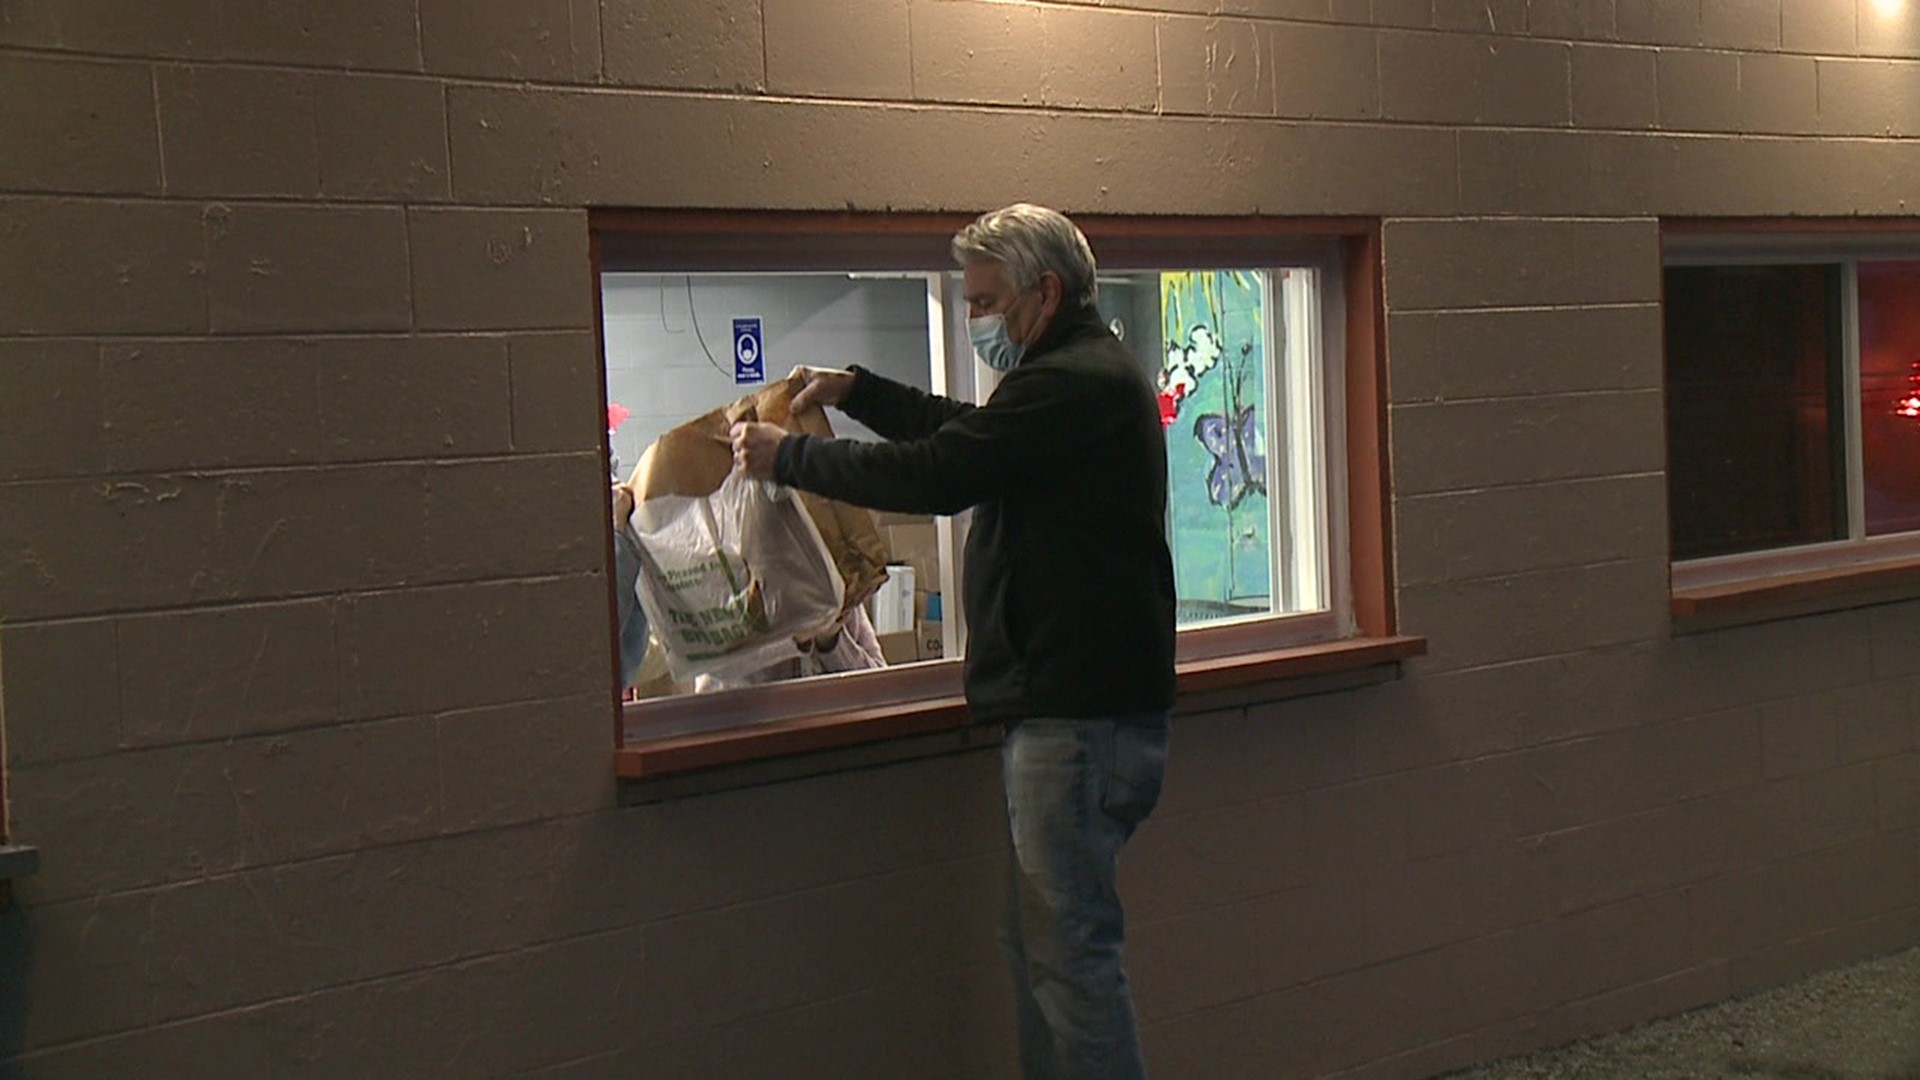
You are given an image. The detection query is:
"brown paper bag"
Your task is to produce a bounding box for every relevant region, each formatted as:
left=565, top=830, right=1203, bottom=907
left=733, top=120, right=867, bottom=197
left=628, top=372, right=893, bottom=618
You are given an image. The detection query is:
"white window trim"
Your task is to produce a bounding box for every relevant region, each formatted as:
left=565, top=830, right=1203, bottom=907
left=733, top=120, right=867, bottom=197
left=1170, top=256, right=1354, bottom=656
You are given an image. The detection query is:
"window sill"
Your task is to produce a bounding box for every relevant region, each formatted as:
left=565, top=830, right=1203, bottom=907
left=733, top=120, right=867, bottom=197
left=1670, top=554, right=1920, bottom=632
left=0, top=844, right=39, bottom=880
left=1175, top=633, right=1426, bottom=694
left=614, top=634, right=1426, bottom=792
left=617, top=688, right=973, bottom=781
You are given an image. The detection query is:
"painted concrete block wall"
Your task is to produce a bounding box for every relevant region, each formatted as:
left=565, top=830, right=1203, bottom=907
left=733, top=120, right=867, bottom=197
left=2, top=2, right=1917, bottom=1078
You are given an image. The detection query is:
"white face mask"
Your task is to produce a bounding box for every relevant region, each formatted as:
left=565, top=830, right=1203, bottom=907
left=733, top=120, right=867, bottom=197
left=968, top=313, right=1022, bottom=371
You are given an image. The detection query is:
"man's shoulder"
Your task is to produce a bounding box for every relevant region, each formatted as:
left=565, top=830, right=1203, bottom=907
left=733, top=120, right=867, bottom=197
left=1027, top=332, right=1137, bottom=375
left=1025, top=337, right=1154, bottom=401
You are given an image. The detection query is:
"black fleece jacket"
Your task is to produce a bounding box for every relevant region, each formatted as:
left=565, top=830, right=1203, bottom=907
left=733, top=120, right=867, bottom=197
left=773, top=302, right=1177, bottom=725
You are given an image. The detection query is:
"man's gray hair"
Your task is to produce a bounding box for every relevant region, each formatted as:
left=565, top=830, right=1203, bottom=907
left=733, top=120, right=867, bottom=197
left=951, top=203, right=1099, bottom=307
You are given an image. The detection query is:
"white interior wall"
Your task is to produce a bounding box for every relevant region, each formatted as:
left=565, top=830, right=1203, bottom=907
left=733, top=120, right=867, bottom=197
left=602, top=272, right=936, bottom=473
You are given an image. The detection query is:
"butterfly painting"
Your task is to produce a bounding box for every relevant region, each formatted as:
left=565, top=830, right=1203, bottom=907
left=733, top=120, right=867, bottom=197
left=1194, top=402, right=1265, bottom=511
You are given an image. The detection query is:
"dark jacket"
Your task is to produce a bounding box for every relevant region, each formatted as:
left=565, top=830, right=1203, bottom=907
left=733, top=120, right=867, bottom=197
left=773, top=302, right=1177, bottom=724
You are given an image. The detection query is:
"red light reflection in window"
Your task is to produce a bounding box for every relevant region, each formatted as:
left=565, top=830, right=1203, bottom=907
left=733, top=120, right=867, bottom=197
left=1895, top=359, right=1920, bottom=419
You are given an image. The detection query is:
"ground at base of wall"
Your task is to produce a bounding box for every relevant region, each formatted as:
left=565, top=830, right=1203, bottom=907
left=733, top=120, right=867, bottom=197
left=1439, top=946, right=1920, bottom=1080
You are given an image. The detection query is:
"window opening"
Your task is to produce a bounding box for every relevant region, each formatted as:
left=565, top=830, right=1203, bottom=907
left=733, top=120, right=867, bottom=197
left=1665, top=232, right=1920, bottom=588
left=596, top=216, right=1360, bottom=744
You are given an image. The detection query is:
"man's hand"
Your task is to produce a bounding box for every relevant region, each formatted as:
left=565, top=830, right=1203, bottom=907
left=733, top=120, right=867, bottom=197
left=788, top=365, right=855, bottom=413
left=730, top=421, right=787, bottom=481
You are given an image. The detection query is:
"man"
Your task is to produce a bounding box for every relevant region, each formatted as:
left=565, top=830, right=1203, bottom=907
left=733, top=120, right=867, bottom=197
left=730, top=203, right=1176, bottom=1079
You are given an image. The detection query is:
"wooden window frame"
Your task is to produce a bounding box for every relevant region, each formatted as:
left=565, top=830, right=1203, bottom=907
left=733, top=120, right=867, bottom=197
left=1665, top=217, right=1920, bottom=629
left=592, top=210, right=1421, bottom=781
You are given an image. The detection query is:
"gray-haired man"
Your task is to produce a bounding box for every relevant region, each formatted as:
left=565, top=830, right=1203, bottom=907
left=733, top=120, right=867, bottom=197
left=732, top=203, right=1176, bottom=1079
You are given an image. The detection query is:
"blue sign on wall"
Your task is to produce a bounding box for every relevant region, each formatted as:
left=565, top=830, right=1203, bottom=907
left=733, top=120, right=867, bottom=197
left=733, top=317, right=765, bottom=384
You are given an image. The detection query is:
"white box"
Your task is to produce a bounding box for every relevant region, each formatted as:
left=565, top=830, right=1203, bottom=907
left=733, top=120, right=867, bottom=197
left=870, top=565, right=916, bottom=634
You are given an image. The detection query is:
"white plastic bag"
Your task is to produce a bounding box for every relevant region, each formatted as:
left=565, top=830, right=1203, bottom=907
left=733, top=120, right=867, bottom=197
left=628, top=470, right=846, bottom=683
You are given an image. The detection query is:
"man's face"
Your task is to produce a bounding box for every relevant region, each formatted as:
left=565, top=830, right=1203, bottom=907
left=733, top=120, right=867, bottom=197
left=963, top=259, right=1056, bottom=346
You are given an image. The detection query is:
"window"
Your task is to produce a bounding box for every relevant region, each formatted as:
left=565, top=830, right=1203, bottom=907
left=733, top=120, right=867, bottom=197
left=1130, top=268, right=1333, bottom=629
left=594, top=212, right=1411, bottom=777
left=1664, top=225, right=1920, bottom=605
left=1664, top=262, right=1845, bottom=561
left=602, top=268, right=950, bottom=699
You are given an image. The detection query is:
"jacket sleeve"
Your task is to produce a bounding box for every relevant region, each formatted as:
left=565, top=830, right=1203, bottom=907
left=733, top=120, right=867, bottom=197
left=837, top=364, right=974, bottom=441
left=775, top=364, right=1081, bottom=515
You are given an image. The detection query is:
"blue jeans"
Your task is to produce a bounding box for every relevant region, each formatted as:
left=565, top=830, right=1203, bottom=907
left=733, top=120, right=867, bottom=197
left=1000, top=716, right=1169, bottom=1080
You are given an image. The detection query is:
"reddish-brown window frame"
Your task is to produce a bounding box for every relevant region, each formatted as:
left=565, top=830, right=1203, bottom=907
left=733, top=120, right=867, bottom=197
left=591, top=210, right=1422, bottom=779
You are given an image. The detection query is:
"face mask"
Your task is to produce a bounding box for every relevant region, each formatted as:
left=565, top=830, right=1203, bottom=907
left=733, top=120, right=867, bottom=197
left=968, top=313, right=1022, bottom=372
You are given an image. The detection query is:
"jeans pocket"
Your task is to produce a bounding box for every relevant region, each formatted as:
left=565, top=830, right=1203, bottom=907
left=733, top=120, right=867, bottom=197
left=1102, top=725, right=1168, bottom=831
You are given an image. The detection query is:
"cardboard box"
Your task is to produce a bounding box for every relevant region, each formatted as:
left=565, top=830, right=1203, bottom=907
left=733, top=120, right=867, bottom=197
left=871, top=510, right=935, bottom=528
left=884, top=521, right=941, bottom=591
left=877, top=629, right=918, bottom=666
left=878, top=621, right=942, bottom=665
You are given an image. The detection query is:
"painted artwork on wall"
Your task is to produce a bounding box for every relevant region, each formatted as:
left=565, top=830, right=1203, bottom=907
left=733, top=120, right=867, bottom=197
left=1156, top=270, right=1273, bottom=624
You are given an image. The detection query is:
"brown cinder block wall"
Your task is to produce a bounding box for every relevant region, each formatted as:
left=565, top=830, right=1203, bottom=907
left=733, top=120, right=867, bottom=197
left=2, top=2, right=1917, bottom=1077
